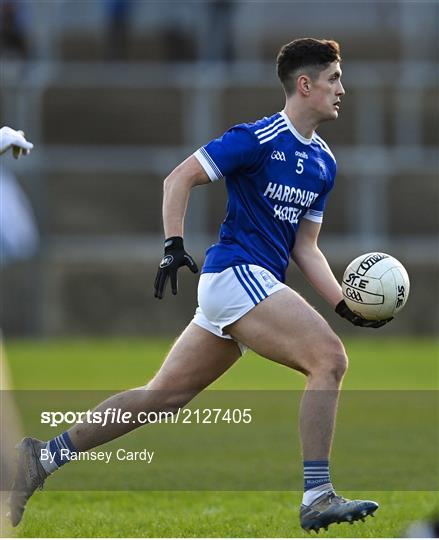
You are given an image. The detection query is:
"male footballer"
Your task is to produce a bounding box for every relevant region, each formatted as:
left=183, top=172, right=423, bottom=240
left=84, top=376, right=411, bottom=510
left=10, top=38, right=391, bottom=532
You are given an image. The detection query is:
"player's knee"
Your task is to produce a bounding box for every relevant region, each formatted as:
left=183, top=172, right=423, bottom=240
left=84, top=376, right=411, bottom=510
left=327, top=338, right=348, bottom=381
left=329, top=349, right=348, bottom=382
left=145, top=379, right=195, bottom=411
left=311, top=336, right=348, bottom=382
left=162, top=390, right=194, bottom=411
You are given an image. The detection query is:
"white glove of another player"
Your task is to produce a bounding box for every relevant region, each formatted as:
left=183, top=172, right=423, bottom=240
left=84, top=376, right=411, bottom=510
left=0, top=126, right=34, bottom=158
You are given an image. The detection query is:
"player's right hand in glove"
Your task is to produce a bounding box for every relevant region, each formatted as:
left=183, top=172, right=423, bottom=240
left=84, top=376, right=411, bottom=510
left=335, top=300, right=393, bottom=328
left=154, top=236, right=198, bottom=299
left=0, top=126, right=33, bottom=158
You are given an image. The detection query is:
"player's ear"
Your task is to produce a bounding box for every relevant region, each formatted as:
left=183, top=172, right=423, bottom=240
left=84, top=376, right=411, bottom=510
left=297, top=75, right=312, bottom=96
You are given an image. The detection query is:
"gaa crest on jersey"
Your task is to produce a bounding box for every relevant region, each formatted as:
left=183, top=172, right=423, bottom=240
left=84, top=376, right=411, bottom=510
left=271, top=150, right=286, bottom=161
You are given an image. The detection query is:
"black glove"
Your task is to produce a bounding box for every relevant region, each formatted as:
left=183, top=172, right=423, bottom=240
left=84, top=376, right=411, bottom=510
left=154, top=236, right=198, bottom=299
left=335, top=300, right=393, bottom=328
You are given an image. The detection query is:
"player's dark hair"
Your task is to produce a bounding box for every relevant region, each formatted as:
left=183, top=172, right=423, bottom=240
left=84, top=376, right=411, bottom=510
left=277, top=38, right=341, bottom=95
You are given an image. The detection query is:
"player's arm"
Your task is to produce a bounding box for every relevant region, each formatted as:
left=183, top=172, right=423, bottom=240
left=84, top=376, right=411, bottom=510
left=162, top=155, right=210, bottom=238
left=292, top=219, right=390, bottom=328
left=291, top=218, right=342, bottom=308
left=0, top=127, right=33, bottom=158
left=154, top=156, right=210, bottom=299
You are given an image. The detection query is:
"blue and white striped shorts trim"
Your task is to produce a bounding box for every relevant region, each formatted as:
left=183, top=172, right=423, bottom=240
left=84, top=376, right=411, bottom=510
left=232, top=265, right=270, bottom=305
left=192, top=265, right=286, bottom=351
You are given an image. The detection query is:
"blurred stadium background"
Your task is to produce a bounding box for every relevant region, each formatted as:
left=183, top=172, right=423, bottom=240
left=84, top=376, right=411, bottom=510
left=1, top=0, right=438, bottom=338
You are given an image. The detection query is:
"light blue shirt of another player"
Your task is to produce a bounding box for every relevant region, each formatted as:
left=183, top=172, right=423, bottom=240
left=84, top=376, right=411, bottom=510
left=193, top=111, right=336, bottom=283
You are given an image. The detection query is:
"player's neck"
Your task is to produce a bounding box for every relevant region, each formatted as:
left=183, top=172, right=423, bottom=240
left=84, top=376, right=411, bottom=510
left=282, top=103, right=317, bottom=140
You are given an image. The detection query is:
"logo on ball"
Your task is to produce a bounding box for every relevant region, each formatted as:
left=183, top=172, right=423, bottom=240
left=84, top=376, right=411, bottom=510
left=342, top=252, right=410, bottom=320
left=356, top=253, right=389, bottom=276
left=344, top=287, right=364, bottom=302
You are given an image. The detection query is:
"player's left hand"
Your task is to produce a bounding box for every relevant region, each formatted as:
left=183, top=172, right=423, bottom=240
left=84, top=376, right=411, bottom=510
left=154, top=236, right=198, bottom=299
left=0, top=126, right=34, bottom=158
left=335, top=300, right=393, bottom=328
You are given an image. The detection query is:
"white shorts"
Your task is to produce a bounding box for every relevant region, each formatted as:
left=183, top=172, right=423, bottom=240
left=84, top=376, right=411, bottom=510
left=192, top=264, right=287, bottom=355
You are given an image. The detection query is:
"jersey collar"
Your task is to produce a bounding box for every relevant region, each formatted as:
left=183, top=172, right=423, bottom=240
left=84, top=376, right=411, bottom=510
left=279, top=111, right=313, bottom=145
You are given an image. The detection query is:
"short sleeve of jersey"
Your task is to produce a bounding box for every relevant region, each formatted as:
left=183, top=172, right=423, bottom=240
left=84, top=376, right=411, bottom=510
left=193, top=126, right=259, bottom=181
left=303, top=169, right=336, bottom=223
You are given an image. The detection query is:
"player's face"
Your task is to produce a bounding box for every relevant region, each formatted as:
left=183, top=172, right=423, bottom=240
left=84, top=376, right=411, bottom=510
left=309, top=61, right=345, bottom=122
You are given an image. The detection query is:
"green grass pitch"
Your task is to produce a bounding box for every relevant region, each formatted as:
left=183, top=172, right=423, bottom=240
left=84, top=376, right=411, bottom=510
left=4, top=337, right=439, bottom=537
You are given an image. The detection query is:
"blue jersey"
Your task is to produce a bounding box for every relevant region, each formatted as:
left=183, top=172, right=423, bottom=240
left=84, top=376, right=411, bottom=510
left=194, top=111, right=336, bottom=283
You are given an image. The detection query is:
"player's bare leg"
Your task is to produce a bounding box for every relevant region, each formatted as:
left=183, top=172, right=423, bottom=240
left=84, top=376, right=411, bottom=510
left=227, top=287, right=378, bottom=531
left=227, top=288, right=346, bottom=458
left=68, top=323, right=240, bottom=450
left=9, top=323, right=241, bottom=526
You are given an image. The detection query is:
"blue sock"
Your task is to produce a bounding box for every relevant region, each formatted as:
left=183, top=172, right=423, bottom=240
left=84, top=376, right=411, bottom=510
left=302, top=460, right=333, bottom=505
left=303, top=460, right=331, bottom=491
left=40, top=431, right=77, bottom=474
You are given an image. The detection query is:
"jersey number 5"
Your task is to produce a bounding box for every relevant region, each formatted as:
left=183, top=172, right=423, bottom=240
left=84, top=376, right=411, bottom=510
left=295, top=158, right=304, bottom=175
